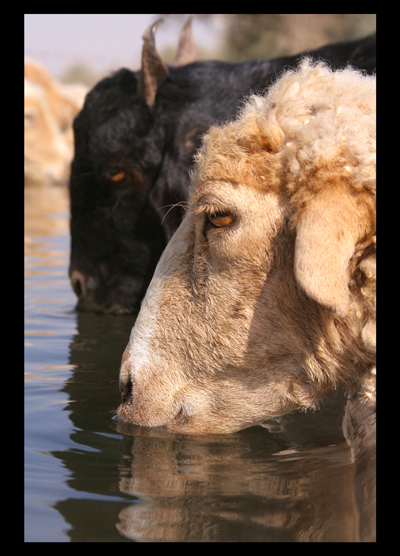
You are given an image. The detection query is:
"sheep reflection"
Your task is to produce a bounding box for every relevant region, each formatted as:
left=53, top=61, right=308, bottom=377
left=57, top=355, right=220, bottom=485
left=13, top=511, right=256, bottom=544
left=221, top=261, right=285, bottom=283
left=115, top=395, right=375, bottom=542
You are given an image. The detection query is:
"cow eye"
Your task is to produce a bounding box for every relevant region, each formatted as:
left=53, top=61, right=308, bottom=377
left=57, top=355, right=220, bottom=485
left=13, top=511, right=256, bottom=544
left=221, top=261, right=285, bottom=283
left=107, top=170, right=126, bottom=183
left=208, top=211, right=234, bottom=228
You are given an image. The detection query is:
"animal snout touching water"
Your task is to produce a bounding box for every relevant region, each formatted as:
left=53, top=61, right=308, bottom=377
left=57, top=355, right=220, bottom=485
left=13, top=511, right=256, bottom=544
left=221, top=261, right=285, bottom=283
left=117, top=60, right=376, bottom=434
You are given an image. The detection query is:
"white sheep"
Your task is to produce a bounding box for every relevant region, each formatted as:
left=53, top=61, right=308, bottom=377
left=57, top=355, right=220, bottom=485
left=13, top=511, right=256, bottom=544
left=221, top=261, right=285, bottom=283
left=117, top=59, right=376, bottom=434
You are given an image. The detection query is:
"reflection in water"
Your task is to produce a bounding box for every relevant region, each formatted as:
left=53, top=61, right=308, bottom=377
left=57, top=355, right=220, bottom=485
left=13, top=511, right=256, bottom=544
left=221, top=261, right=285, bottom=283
left=113, top=395, right=375, bottom=542
left=25, top=184, right=376, bottom=542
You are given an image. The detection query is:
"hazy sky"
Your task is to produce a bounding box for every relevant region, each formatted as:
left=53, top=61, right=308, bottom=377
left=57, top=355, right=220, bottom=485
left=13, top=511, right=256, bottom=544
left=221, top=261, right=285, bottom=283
left=24, top=14, right=222, bottom=80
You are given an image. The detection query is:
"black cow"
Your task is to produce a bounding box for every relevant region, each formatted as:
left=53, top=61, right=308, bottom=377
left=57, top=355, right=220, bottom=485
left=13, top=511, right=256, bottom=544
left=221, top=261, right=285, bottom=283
left=69, top=18, right=375, bottom=313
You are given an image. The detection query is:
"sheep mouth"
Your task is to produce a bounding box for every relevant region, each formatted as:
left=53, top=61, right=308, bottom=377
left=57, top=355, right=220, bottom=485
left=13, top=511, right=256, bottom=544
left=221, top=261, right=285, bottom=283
left=116, top=386, right=190, bottom=430
left=113, top=403, right=198, bottom=440
left=114, top=406, right=191, bottom=437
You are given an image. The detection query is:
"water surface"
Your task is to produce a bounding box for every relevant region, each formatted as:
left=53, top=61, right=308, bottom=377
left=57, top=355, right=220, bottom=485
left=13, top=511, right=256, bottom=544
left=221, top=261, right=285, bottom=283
left=24, top=184, right=375, bottom=542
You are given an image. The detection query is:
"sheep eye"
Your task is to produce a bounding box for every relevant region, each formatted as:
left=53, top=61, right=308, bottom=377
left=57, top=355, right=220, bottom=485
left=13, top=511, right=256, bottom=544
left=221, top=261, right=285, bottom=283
left=208, top=211, right=234, bottom=228
left=107, top=170, right=126, bottom=183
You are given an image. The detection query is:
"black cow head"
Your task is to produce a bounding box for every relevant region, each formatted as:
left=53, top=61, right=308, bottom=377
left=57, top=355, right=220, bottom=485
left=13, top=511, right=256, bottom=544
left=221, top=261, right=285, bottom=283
left=69, top=18, right=198, bottom=313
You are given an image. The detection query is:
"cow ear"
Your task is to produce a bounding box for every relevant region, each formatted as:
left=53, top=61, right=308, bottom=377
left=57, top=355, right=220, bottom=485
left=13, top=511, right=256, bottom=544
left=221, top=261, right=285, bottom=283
left=294, top=189, right=359, bottom=317
left=172, top=16, right=197, bottom=66
left=138, top=19, right=169, bottom=108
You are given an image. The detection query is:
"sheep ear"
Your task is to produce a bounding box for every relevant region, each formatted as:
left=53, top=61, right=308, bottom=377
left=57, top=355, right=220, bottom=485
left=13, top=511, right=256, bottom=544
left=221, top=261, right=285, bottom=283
left=294, top=189, right=358, bottom=317
left=138, top=19, right=169, bottom=108
left=172, top=16, right=197, bottom=66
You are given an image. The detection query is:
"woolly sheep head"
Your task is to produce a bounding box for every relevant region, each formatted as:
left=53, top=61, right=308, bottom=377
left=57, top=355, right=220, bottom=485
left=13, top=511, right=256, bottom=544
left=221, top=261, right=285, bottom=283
left=117, top=60, right=376, bottom=434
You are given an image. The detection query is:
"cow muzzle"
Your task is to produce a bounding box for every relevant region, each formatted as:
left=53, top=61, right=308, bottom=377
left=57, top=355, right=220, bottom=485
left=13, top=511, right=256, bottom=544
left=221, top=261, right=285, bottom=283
left=69, top=268, right=137, bottom=314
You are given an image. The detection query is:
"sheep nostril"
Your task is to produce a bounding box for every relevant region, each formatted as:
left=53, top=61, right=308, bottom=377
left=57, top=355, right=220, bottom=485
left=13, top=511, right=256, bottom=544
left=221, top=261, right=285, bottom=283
left=121, top=377, right=133, bottom=405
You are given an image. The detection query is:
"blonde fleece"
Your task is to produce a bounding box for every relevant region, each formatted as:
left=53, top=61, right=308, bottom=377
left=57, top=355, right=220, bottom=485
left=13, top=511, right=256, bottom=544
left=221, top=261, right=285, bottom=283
left=192, top=58, right=375, bottom=203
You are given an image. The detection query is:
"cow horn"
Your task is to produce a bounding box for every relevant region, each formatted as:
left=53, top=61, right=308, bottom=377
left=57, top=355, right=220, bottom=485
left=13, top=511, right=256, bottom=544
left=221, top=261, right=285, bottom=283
left=138, top=18, right=168, bottom=108
left=172, top=16, right=197, bottom=66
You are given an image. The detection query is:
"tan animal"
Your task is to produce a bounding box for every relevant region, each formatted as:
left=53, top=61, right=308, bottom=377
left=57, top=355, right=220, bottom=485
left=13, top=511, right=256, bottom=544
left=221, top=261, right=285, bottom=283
left=117, top=59, right=376, bottom=434
left=24, top=59, right=87, bottom=185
